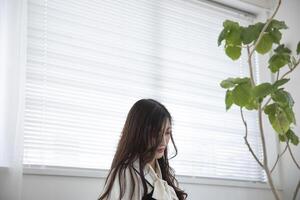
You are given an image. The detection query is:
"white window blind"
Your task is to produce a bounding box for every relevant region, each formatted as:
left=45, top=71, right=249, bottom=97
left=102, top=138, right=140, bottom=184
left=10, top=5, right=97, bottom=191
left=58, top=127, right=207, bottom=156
left=24, top=0, right=265, bottom=182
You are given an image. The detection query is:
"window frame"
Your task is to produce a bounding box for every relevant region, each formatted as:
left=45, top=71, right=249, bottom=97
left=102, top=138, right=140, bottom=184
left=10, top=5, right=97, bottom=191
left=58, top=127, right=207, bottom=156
left=19, top=0, right=282, bottom=189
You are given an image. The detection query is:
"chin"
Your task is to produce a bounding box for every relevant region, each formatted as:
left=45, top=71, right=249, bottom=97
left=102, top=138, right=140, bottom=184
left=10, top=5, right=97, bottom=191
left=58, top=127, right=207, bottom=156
left=155, top=152, right=164, bottom=159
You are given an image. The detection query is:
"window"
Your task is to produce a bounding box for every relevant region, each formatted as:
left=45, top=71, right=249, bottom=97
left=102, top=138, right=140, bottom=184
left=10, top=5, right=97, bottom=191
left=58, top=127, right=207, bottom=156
left=24, top=0, right=265, bottom=182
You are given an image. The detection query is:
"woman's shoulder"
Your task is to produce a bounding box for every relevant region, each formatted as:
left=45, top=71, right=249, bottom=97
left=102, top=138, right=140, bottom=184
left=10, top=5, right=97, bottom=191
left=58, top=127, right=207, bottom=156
left=100, top=165, right=142, bottom=199
left=108, top=165, right=140, bottom=183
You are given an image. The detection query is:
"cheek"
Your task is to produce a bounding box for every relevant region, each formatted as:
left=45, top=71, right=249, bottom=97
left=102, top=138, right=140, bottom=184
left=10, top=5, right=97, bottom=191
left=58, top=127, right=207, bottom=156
left=166, top=135, right=171, bottom=145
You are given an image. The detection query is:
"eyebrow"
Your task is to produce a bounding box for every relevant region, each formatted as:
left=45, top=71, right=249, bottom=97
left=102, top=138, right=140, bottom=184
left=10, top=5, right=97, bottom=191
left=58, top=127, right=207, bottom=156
left=160, top=127, right=171, bottom=132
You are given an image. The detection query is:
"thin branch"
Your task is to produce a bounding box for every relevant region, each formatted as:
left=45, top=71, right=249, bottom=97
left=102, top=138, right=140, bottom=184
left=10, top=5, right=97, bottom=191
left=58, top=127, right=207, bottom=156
left=293, top=179, right=300, bottom=200
left=240, top=108, right=264, bottom=168
left=262, top=98, right=272, bottom=111
left=247, top=45, right=256, bottom=86
left=276, top=70, right=280, bottom=81
left=287, top=142, right=300, bottom=170
left=280, top=59, right=300, bottom=80
left=262, top=96, right=272, bottom=110
left=271, top=141, right=288, bottom=173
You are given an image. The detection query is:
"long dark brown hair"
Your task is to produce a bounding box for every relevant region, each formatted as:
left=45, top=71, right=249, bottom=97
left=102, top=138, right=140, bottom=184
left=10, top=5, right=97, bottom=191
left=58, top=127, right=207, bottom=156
left=98, top=99, right=187, bottom=200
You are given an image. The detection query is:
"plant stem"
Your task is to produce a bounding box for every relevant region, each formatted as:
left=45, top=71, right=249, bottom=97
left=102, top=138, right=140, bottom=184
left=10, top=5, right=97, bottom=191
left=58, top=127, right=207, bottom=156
left=293, top=179, right=300, bottom=200
left=262, top=98, right=272, bottom=111
left=240, top=108, right=264, bottom=168
left=280, top=59, right=300, bottom=80
left=276, top=70, right=280, bottom=81
left=258, top=105, right=281, bottom=200
left=247, top=45, right=256, bottom=86
left=287, top=143, right=300, bottom=170
left=271, top=142, right=288, bottom=173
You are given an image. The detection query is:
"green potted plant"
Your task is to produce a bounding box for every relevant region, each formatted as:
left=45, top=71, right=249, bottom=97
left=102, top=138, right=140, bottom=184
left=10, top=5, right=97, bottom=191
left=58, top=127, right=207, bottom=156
left=217, top=0, right=299, bottom=199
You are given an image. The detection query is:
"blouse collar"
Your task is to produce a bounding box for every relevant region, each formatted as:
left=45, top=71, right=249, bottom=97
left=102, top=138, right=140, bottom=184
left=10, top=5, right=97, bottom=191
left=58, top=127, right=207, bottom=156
left=132, top=158, right=179, bottom=200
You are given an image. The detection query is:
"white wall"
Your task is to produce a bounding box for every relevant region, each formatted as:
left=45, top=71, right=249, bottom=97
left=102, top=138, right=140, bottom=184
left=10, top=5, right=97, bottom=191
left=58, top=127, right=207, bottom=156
left=19, top=1, right=299, bottom=200
left=0, top=0, right=25, bottom=199
left=22, top=174, right=277, bottom=200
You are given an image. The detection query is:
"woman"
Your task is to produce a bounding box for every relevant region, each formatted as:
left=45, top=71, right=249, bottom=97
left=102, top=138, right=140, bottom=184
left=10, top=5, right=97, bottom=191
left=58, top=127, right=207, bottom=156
left=98, top=99, right=187, bottom=200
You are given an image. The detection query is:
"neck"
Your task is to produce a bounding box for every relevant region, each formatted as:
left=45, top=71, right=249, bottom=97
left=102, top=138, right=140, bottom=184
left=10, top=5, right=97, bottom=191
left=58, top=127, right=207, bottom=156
left=149, top=159, right=156, bottom=171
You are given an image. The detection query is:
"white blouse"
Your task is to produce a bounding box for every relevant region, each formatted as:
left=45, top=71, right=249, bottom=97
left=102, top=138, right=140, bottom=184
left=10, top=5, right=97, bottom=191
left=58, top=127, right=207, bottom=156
left=100, top=159, right=179, bottom=200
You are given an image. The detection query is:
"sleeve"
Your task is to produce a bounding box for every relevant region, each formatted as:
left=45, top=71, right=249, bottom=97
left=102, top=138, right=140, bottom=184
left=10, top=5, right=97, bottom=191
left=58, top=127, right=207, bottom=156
left=100, top=167, right=141, bottom=200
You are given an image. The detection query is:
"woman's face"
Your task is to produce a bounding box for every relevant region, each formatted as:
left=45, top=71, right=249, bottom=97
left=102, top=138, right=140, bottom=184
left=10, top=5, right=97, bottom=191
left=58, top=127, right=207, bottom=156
left=155, top=119, right=172, bottom=159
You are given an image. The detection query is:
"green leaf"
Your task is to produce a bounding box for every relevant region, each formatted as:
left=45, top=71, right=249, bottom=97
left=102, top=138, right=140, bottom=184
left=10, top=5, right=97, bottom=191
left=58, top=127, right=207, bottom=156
left=278, top=134, right=287, bottom=142
left=297, top=41, right=300, bottom=55
left=274, top=44, right=291, bottom=54
left=223, top=20, right=240, bottom=29
left=252, top=83, right=273, bottom=98
left=269, top=29, right=282, bottom=44
left=264, top=102, right=293, bottom=134
left=268, top=19, right=288, bottom=30
left=232, top=82, right=252, bottom=107
left=225, top=90, right=233, bottom=110
left=220, top=77, right=250, bottom=89
left=245, top=97, right=259, bottom=110
left=283, top=106, right=296, bottom=125
left=222, top=20, right=241, bottom=46
left=256, top=34, right=273, bottom=54
left=225, top=46, right=241, bottom=60
left=268, top=54, right=291, bottom=73
left=272, top=89, right=294, bottom=108
left=220, top=78, right=236, bottom=89
left=233, top=77, right=250, bottom=84
left=218, top=29, right=227, bottom=46
left=240, top=26, right=254, bottom=45
left=226, top=29, right=242, bottom=46
left=241, top=23, right=264, bottom=45
left=286, top=129, right=299, bottom=145
left=268, top=45, right=291, bottom=73
left=273, top=78, right=290, bottom=89
left=264, top=103, right=277, bottom=115
left=268, top=107, right=290, bottom=135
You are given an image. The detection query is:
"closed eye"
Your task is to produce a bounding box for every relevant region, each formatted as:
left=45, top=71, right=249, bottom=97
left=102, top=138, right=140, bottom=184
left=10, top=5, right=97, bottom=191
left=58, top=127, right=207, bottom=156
left=165, top=131, right=172, bottom=135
